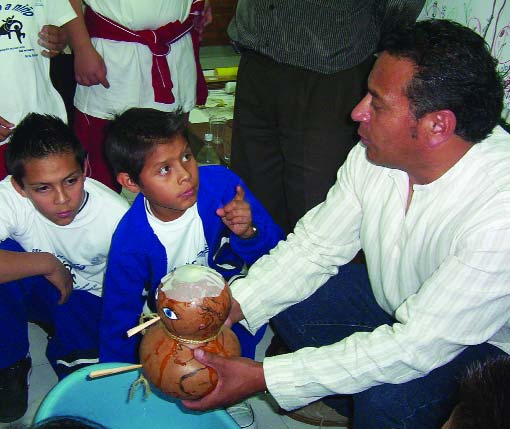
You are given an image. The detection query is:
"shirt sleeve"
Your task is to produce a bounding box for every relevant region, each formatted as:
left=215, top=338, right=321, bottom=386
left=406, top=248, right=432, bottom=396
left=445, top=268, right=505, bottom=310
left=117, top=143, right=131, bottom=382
left=46, top=0, right=78, bottom=27
left=0, top=179, right=28, bottom=242
left=99, top=236, right=148, bottom=363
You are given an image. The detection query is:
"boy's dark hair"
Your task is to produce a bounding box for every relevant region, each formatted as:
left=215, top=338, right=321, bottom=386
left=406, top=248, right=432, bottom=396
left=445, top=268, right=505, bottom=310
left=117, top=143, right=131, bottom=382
left=5, top=113, right=86, bottom=188
left=104, top=108, right=188, bottom=184
left=380, top=19, right=504, bottom=143
left=30, top=416, right=106, bottom=429
left=449, top=356, right=510, bottom=429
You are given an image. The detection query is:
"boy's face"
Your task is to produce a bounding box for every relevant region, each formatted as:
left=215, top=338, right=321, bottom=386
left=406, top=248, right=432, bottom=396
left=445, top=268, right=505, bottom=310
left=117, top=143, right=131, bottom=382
left=137, top=135, right=199, bottom=222
left=12, top=152, right=86, bottom=226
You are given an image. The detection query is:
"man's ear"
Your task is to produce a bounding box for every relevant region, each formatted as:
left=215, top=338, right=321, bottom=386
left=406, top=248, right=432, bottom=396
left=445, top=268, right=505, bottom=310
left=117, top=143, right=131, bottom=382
left=116, top=172, right=140, bottom=193
left=421, top=110, right=457, bottom=148
left=10, top=176, right=26, bottom=197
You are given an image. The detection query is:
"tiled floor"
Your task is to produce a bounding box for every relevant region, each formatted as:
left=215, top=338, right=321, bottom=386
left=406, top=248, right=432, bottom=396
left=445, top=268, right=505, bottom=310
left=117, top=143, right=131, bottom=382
left=0, top=323, right=347, bottom=429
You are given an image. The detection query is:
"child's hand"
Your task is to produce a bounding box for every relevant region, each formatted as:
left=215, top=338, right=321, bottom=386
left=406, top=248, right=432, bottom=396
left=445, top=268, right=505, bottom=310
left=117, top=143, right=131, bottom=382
left=38, top=25, right=67, bottom=58
left=194, top=0, right=212, bottom=41
left=216, top=185, right=256, bottom=239
left=44, top=256, right=73, bottom=305
left=0, top=115, right=14, bottom=142
left=74, top=45, right=110, bottom=88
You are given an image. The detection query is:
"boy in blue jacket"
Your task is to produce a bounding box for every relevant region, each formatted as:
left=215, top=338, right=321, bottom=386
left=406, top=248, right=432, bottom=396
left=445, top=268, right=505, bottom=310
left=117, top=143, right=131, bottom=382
left=100, top=108, right=284, bottom=366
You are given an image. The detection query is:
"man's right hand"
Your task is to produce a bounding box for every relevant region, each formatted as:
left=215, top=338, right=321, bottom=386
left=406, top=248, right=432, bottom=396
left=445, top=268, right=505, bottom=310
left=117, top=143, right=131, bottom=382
left=44, top=255, right=73, bottom=304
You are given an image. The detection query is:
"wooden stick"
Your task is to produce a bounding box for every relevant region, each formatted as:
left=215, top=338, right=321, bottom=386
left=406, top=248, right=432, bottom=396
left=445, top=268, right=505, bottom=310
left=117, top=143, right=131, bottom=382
left=88, top=364, right=142, bottom=379
left=126, top=316, right=161, bottom=338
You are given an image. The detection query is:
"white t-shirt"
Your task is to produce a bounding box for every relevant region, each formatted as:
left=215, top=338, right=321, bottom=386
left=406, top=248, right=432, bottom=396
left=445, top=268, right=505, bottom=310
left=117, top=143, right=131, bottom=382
left=145, top=199, right=208, bottom=274
left=74, top=0, right=197, bottom=119
left=0, top=177, right=129, bottom=296
left=0, top=0, right=76, bottom=143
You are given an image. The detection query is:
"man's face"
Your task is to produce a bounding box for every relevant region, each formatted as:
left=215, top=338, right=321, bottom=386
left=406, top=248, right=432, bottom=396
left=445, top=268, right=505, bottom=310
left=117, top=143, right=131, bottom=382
left=137, top=136, right=199, bottom=222
left=13, top=152, right=85, bottom=226
left=351, top=52, right=423, bottom=171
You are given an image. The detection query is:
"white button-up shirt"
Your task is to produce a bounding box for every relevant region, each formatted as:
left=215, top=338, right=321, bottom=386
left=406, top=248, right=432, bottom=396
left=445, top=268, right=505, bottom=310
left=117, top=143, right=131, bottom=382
left=232, top=126, right=510, bottom=410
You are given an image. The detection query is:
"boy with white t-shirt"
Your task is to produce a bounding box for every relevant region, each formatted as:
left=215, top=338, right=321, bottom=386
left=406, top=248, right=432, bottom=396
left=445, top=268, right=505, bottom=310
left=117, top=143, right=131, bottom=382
left=101, top=108, right=283, bottom=428
left=0, top=113, right=129, bottom=423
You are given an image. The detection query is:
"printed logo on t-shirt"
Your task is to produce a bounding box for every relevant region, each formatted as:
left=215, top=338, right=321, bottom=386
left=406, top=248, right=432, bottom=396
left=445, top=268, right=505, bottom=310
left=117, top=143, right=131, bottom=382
left=0, top=4, right=37, bottom=59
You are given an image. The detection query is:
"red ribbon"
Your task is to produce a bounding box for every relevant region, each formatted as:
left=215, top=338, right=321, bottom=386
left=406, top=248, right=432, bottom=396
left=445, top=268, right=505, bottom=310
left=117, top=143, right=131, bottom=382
left=84, top=1, right=207, bottom=105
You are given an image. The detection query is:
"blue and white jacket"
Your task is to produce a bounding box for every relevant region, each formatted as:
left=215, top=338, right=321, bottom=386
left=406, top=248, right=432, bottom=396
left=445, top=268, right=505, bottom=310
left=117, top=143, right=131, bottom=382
left=100, top=166, right=284, bottom=363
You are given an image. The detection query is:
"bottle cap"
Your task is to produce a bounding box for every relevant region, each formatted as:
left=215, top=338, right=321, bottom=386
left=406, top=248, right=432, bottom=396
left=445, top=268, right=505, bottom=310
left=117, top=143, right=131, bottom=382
left=204, top=133, right=213, bottom=142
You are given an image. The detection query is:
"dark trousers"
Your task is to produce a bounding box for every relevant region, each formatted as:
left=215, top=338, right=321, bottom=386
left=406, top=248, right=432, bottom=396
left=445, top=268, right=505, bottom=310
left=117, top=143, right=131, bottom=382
left=231, top=51, right=374, bottom=234
left=74, top=110, right=120, bottom=192
left=0, top=239, right=102, bottom=379
left=272, top=263, right=506, bottom=429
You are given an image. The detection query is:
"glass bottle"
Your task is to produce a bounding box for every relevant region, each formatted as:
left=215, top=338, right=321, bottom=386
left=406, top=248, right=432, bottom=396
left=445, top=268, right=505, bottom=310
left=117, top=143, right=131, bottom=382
left=196, top=133, right=220, bottom=166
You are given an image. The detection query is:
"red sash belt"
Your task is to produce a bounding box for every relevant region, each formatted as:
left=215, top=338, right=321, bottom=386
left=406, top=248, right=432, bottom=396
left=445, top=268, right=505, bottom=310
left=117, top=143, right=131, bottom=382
left=84, top=1, right=207, bottom=105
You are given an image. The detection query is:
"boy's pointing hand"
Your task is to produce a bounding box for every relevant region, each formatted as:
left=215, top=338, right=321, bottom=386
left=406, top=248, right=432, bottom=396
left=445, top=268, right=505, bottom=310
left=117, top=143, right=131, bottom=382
left=216, top=185, right=256, bottom=239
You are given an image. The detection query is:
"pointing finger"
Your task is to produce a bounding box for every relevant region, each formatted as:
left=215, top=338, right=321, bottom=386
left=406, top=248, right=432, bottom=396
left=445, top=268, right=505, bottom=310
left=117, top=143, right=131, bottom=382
left=234, top=185, right=245, bottom=201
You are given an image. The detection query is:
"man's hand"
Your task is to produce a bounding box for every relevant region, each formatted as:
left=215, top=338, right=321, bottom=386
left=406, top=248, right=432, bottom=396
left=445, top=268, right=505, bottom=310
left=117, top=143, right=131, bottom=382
left=182, top=349, right=266, bottom=411
left=38, top=25, right=67, bottom=58
left=0, top=115, right=15, bottom=142
left=44, top=254, right=73, bottom=304
left=74, top=46, right=110, bottom=88
left=216, top=186, right=256, bottom=238
left=224, top=297, right=244, bottom=328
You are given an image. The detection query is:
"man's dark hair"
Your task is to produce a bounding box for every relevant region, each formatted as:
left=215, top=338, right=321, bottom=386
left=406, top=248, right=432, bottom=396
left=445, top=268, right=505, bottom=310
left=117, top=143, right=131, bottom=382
left=5, top=113, right=86, bottom=188
left=104, top=108, right=188, bottom=184
left=379, top=19, right=504, bottom=143
left=448, top=356, right=510, bottom=429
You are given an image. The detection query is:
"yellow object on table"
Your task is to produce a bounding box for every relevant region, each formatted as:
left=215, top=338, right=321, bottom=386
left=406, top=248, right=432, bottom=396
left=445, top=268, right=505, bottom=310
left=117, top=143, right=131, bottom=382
left=204, top=67, right=238, bottom=83
left=215, top=66, right=238, bottom=77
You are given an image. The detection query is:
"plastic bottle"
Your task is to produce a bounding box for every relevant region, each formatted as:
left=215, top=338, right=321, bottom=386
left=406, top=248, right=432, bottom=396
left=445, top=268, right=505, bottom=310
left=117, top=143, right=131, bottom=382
left=196, top=133, right=220, bottom=166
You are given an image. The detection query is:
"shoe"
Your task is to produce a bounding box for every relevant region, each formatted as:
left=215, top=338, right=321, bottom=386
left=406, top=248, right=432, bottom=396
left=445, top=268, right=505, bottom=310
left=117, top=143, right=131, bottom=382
left=226, top=400, right=257, bottom=428
left=0, top=356, right=32, bottom=423
left=285, top=400, right=349, bottom=427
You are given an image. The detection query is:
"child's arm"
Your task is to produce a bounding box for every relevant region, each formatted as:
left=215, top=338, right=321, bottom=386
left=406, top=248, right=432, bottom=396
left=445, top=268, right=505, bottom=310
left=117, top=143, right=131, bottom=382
left=100, top=246, right=147, bottom=363
left=0, top=250, right=73, bottom=304
left=65, top=0, right=110, bottom=88
left=216, top=185, right=256, bottom=239
left=215, top=174, right=285, bottom=267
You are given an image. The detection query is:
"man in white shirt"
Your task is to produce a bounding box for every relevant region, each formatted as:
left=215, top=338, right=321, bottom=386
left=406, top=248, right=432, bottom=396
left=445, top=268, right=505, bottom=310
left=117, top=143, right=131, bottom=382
left=181, top=19, right=510, bottom=428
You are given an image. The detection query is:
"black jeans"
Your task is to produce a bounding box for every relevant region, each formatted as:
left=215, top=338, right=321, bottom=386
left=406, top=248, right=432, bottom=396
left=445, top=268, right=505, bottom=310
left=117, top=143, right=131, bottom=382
left=271, top=263, right=506, bottom=429
left=230, top=50, right=374, bottom=234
